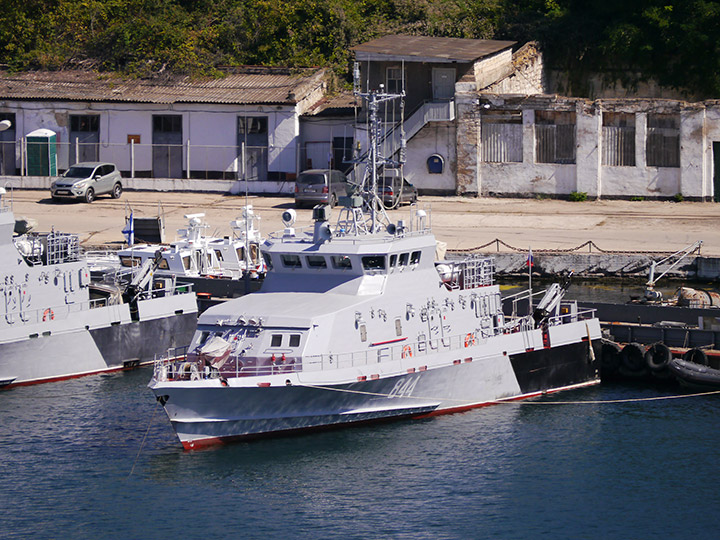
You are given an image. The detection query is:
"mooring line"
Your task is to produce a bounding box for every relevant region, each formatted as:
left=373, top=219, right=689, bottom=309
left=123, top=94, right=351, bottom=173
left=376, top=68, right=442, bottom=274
left=129, top=399, right=161, bottom=477
left=296, top=382, right=720, bottom=405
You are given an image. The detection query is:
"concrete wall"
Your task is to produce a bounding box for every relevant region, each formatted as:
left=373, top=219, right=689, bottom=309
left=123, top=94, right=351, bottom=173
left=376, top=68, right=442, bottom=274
left=403, top=121, right=456, bottom=194
left=457, top=94, right=717, bottom=200
left=482, top=43, right=545, bottom=95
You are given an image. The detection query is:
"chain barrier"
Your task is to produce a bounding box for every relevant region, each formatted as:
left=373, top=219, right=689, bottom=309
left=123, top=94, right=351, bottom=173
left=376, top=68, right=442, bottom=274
left=449, top=239, right=703, bottom=257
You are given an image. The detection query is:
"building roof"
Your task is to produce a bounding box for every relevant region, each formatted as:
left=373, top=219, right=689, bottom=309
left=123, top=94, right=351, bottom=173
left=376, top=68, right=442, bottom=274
left=0, top=67, right=327, bottom=105
left=352, top=35, right=516, bottom=63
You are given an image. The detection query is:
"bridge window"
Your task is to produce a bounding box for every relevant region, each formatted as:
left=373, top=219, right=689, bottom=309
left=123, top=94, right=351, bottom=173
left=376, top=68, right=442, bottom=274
left=410, top=251, right=421, bottom=265
left=398, top=253, right=409, bottom=267
left=331, top=255, right=353, bottom=270
left=362, top=255, right=386, bottom=272
left=281, top=254, right=302, bottom=268
left=271, top=334, right=282, bottom=347
left=289, top=334, right=301, bottom=347
left=306, top=255, right=327, bottom=268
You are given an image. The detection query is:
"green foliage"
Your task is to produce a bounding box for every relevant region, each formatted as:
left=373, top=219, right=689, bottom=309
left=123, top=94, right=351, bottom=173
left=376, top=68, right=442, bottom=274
left=630, top=196, right=645, bottom=201
left=0, top=0, right=718, bottom=98
left=568, top=191, right=587, bottom=202
left=673, top=193, right=684, bottom=202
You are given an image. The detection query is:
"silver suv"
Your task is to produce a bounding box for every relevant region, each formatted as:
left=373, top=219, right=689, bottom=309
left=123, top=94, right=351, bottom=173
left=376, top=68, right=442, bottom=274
left=51, top=162, right=123, bottom=203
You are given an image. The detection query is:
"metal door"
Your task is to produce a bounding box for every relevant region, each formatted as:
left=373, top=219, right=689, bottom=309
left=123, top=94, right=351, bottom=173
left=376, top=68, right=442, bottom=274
left=152, top=115, right=183, bottom=178
left=432, top=68, right=456, bottom=101
left=69, top=115, right=99, bottom=164
left=237, top=116, right=268, bottom=181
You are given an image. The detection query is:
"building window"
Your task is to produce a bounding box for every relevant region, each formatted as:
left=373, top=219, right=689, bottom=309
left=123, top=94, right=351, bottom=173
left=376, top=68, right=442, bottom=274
left=427, top=154, right=444, bottom=174
left=647, top=114, right=680, bottom=168
left=481, top=111, right=523, bottom=163
left=602, top=112, right=635, bottom=166
left=386, top=67, right=405, bottom=94
left=535, top=111, right=576, bottom=164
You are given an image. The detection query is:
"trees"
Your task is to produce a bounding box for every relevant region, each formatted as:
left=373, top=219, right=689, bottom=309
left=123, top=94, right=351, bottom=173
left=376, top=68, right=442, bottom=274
left=0, top=0, right=718, bottom=98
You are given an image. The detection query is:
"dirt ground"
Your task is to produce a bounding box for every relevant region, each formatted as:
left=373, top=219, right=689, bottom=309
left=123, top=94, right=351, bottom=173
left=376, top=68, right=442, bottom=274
left=6, top=189, right=720, bottom=256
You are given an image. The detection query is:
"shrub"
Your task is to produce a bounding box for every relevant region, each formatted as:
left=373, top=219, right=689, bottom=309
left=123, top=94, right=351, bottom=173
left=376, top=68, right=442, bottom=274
left=568, top=191, right=587, bottom=202
left=673, top=193, right=684, bottom=202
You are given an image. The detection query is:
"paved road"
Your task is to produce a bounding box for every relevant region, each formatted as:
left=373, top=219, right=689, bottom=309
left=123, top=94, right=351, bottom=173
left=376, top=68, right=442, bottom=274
left=7, top=189, right=720, bottom=256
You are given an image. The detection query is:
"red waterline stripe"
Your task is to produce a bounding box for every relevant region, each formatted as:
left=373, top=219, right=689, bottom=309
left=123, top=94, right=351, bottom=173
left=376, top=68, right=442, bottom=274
left=2, top=361, right=158, bottom=389
left=177, top=379, right=603, bottom=451
left=370, top=337, right=407, bottom=346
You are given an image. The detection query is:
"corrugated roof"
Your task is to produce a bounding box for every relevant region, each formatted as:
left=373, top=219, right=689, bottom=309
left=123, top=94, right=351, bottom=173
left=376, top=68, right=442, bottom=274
left=0, top=68, right=326, bottom=105
left=352, top=35, right=515, bottom=62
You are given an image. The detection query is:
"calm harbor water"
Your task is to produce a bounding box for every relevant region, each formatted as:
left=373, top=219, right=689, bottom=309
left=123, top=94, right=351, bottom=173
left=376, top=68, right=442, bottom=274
left=2, top=280, right=720, bottom=539
left=2, top=365, right=720, bottom=539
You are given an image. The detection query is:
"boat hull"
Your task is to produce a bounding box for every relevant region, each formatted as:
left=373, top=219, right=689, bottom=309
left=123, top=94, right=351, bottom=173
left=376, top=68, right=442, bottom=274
left=0, top=297, right=197, bottom=388
left=152, top=339, right=600, bottom=450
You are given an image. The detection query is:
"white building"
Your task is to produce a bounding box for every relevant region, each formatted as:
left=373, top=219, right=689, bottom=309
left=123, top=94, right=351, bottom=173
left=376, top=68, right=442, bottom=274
left=0, top=67, right=327, bottom=193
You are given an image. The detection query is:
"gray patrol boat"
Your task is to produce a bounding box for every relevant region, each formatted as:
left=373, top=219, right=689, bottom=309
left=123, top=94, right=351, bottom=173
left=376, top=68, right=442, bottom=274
left=0, top=189, right=198, bottom=388
left=150, top=88, right=602, bottom=450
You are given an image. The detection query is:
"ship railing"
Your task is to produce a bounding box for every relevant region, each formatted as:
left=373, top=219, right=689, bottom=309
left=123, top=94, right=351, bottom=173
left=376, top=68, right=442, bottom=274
left=152, top=308, right=596, bottom=382
left=0, top=282, right=196, bottom=330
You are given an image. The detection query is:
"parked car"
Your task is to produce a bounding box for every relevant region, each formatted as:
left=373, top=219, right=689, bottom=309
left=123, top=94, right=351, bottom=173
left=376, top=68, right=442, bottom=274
left=294, top=169, right=349, bottom=208
left=378, top=177, right=418, bottom=208
left=51, top=162, right=123, bottom=203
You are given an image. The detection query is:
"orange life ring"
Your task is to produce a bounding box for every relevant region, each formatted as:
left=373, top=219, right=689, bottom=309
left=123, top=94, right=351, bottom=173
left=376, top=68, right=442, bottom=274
left=464, top=333, right=476, bottom=347
left=42, top=308, right=54, bottom=322
left=401, top=345, right=413, bottom=358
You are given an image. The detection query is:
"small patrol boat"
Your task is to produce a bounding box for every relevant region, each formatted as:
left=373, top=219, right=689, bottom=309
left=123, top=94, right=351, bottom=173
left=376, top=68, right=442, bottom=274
left=149, top=87, right=602, bottom=449
left=0, top=188, right=198, bottom=388
left=115, top=207, right=265, bottom=299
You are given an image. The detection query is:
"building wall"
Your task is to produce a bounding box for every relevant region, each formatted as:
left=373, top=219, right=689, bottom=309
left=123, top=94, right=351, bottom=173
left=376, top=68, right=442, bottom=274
left=403, top=121, right=456, bottom=194
left=457, top=93, right=716, bottom=200
left=473, top=49, right=514, bottom=90
left=0, top=100, right=301, bottom=186
left=482, top=43, right=545, bottom=95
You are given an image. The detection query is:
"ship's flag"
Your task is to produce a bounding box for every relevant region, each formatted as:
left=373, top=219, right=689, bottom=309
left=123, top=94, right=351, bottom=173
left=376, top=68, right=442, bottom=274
left=122, top=212, right=134, bottom=246
left=527, top=247, right=534, bottom=267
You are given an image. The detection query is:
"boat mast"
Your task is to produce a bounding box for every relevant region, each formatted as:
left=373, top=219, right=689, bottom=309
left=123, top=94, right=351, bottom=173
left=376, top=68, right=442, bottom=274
left=351, top=63, right=405, bottom=234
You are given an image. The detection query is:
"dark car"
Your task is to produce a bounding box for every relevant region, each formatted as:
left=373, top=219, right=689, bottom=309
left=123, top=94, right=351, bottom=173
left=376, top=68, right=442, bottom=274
left=294, top=169, right=349, bottom=208
left=378, top=177, right=418, bottom=208
left=51, top=162, right=123, bottom=203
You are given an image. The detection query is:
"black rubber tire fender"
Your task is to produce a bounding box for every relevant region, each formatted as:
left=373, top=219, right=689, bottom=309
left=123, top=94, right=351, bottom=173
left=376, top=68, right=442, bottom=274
left=645, top=342, right=672, bottom=371
left=621, top=342, right=646, bottom=372
left=601, top=340, right=622, bottom=373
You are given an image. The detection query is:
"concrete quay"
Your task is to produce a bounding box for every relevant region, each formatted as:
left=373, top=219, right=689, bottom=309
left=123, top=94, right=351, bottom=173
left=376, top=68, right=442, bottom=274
left=5, top=189, right=720, bottom=281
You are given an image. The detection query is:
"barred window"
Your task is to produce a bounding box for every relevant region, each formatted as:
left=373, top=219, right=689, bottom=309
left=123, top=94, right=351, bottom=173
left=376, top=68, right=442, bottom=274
left=602, top=112, right=635, bottom=166
left=535, top=111, right=576, bottom=164
left=647, top=114, right=680, bottom=168
left=481, top=111, right=522, bottom=163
